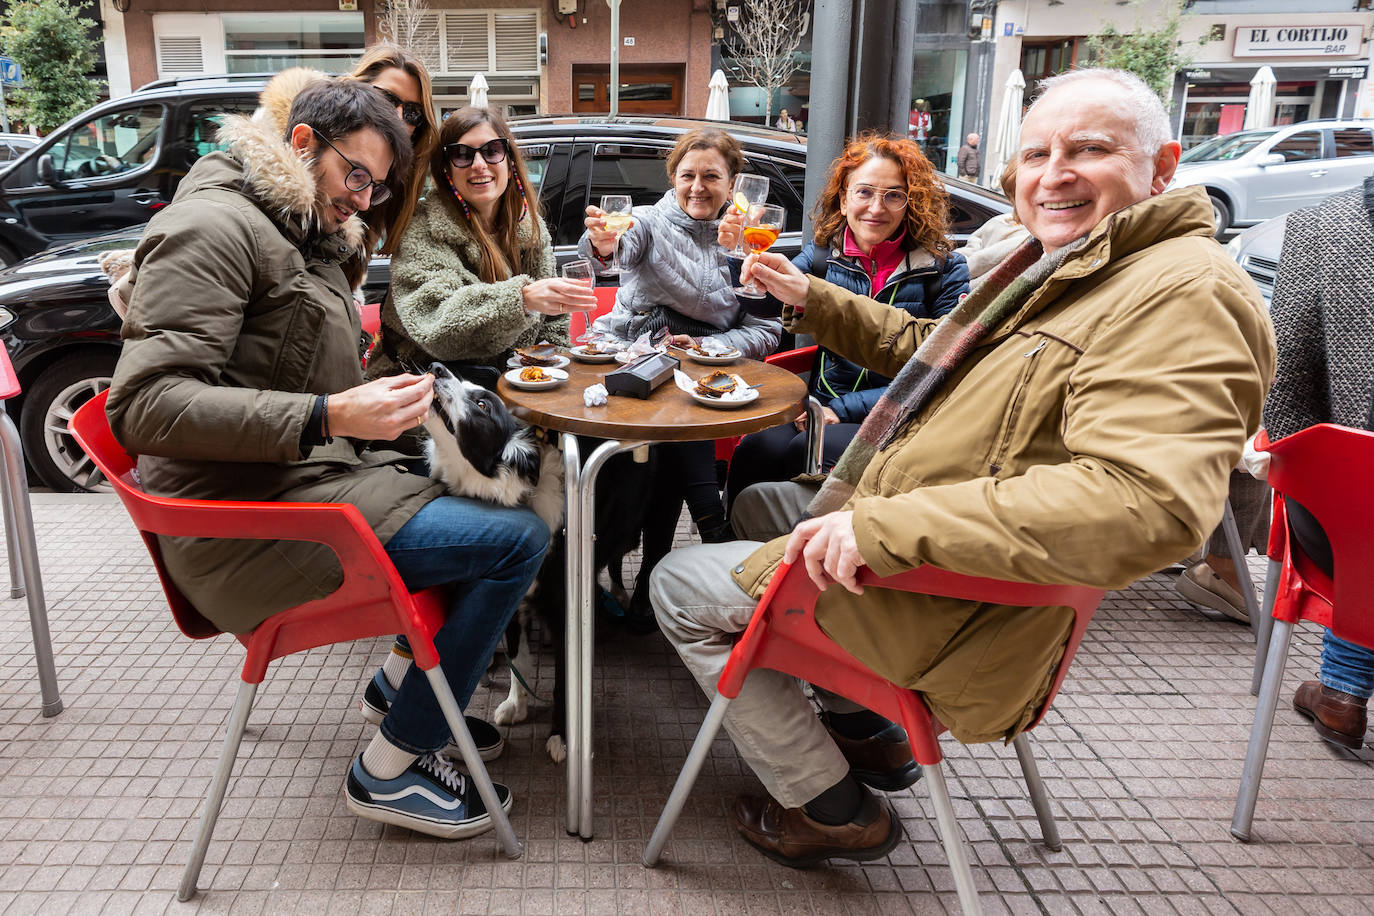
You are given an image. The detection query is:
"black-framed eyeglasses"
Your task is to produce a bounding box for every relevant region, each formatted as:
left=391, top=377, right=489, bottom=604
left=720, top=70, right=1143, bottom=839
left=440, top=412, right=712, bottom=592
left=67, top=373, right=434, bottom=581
left=374, top=86, right=426, bottom=128
left=847, top=184, right=908, bottom=210
left=445, top=138, right=510, bottom=170
left=310, top=127, right=392, bottom=206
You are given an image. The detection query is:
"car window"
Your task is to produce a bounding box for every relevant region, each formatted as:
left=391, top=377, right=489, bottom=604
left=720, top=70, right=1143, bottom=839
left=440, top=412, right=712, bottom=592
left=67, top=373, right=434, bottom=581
left=1270, top=131, right=1322, bottom=163
left=184, top=102, right=257, bottom=158
left=746, top=159, right=805, bottom=234
left=49, top=105, right=163, bottom=182
left=1180, top=129, right=1276, bottom=163
left=1332, top=128, right=1374, bottom=158
left=590, top=144, right=671, bottom=210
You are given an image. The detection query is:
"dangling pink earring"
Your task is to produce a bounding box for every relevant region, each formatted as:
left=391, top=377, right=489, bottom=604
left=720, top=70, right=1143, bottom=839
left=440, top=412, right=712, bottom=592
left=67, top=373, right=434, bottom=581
left=445, top=171, right=471, bottom=219
left=513, top=171, right=529, bottom=222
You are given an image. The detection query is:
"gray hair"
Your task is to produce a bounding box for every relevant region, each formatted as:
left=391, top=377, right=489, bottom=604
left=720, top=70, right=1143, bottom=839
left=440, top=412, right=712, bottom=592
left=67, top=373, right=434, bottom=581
left=1030, top=68, right=1172, bottom=156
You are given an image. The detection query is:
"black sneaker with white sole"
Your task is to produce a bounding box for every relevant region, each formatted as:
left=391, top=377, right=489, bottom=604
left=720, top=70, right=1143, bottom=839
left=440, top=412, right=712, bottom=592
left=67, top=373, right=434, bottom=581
left=359, top=669, right=505, bottom=761
left=345, top=752, right=512, bottom=840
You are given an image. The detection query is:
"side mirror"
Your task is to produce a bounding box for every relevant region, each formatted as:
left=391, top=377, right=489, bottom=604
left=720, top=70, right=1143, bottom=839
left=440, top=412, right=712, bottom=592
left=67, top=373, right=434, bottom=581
left=1256, top=153, right=1286, bottom=168
left=36, top=154, right=61, bottom=186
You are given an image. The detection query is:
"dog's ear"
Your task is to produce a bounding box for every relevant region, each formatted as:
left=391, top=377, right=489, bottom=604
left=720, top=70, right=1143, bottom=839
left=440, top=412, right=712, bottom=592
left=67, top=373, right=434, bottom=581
left=509, top=436, right=542, bottom=485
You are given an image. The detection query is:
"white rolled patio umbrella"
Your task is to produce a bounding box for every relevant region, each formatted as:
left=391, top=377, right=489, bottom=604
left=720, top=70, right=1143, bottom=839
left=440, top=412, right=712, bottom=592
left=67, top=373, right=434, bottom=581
left=988, top=68, right=1026, bottom=191
left=705, top=69, right=730, bottom=121
left=469, top=73, right=490, bottom=110
left=1243, top=66, right=1276, bottom=130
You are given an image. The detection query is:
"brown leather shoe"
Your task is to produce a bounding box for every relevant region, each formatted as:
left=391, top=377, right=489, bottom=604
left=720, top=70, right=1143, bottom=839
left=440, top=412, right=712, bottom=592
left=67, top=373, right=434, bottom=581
left=730, top=792, right=903, bottom=867
left=821, top=713, right=923, bottom=792
left=1293, top=680, right=1368, bottom=750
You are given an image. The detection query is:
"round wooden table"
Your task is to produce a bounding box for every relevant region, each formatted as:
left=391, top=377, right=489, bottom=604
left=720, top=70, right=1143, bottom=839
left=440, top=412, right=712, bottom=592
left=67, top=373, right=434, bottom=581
left=497, top=356, right=810, bottom=441
left=498, top=355, right=818, bottom=839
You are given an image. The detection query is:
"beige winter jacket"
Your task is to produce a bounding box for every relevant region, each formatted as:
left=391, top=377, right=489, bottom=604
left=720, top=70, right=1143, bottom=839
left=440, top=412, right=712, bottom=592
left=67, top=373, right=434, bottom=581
left=730, top=187, right=1276, bottom=743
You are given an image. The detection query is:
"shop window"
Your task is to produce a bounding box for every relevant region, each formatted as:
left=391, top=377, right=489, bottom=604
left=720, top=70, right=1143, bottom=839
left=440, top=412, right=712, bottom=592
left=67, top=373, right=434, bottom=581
left=1333, top=128, right=1374, bottom=158
left=1271, top=131, right=1321, bottom=163
left=222, top=13, right=363, bottom=74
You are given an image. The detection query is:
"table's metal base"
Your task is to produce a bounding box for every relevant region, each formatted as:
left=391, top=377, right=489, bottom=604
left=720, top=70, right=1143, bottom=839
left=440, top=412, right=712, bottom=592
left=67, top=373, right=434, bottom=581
left=561, top=397, right=822, bottom=839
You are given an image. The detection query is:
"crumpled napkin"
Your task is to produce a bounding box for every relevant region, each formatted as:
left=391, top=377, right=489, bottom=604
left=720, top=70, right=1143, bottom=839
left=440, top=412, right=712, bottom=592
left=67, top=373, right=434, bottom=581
left=620, top=331, right=663, bottom=360
left=696, top=336, right=737, bottom=356
left=583, top=383, right=608, bottom=407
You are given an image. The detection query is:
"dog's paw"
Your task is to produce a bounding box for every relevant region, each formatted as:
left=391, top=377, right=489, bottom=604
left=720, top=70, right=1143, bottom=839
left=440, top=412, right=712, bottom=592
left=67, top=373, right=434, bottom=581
left=546, top=734, right=567, bottom=763
left=493, top=696, right=529, bottom=726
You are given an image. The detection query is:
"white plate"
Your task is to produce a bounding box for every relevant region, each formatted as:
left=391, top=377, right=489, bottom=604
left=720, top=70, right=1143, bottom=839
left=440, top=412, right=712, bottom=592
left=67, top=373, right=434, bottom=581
left=685, top=348, right=742, bottom=365
left=503, top=367, right=569, bottom=391
left=570, top=345, right=618, bottom=363
left=689, top=383, right=760, bottom=409
left=507, top=353, right=570, bottom=370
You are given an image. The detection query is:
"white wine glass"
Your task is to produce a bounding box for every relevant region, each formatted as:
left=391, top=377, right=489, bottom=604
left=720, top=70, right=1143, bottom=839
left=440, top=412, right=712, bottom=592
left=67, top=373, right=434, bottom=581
left=727, top=174, right=770, bottom=258
left=599, top=194, right=633, bottom=276
left=734, top=203, right=784, bottom=299
left=561, top=259, right=596, bottom=341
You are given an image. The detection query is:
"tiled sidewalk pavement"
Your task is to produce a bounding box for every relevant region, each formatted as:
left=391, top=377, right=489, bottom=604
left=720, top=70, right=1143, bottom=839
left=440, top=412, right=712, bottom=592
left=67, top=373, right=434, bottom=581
left=1, top=493, right=1372, bottom=915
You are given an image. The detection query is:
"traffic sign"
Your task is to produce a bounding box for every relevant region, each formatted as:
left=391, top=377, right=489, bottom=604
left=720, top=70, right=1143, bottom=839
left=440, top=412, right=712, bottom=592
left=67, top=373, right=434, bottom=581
left=0, top=57, right=21, bottom=88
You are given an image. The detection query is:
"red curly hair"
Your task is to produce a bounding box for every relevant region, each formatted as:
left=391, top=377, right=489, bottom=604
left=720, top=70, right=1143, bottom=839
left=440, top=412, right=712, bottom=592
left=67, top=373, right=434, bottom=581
left=811, top=133, right=952, bottom=261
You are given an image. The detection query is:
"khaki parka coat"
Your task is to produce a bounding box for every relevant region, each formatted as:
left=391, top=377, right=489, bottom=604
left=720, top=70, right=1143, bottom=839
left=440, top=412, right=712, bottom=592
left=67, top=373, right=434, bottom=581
left=731, top=187, right=1276, bottom=744
left=106, top=115, right=444, bottom=634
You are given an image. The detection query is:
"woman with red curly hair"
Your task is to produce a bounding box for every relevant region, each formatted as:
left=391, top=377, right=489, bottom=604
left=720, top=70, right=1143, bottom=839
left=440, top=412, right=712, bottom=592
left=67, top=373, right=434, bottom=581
left=724, top=133, right=969, bottom=511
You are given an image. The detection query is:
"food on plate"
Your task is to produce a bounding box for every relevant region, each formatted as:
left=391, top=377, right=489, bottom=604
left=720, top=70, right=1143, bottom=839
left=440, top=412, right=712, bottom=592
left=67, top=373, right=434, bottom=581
left=514, top=343, right=559, bottom=366
left=519, top=366, right=551, bottom=382
left=580, top=342, right=605, bottom=355
left=694, top=370, right=738, bottom=398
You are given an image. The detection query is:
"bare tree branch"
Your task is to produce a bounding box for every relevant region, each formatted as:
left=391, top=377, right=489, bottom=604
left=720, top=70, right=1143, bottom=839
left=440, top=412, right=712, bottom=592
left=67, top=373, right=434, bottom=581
left=375, top=0, right=440, bottom=59
left=720, top=0, right=809, bottom=125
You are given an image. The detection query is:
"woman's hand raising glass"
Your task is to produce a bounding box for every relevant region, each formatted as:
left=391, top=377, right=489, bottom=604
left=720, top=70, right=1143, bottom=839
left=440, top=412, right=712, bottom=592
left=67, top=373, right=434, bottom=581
left=521, top=275, right=597, bottom=316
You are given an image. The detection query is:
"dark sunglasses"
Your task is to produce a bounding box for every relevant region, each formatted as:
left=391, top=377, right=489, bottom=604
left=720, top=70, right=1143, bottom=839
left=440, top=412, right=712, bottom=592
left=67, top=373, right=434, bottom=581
left=445, top=138, right=510, bottom=170
left=374, top=86, right=426, bottom=128
left=310, top=127, right=392, bottom=206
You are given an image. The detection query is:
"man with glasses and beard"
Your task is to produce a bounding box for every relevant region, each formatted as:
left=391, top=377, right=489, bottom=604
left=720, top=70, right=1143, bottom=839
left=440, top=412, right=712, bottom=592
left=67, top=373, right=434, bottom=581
left=105, top=79, right=549, bottom=840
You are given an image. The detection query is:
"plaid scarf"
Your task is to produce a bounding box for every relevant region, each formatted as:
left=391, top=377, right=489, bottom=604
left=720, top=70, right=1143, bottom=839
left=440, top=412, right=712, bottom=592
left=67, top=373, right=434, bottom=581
left=804, top=234, right=1085, bottom=518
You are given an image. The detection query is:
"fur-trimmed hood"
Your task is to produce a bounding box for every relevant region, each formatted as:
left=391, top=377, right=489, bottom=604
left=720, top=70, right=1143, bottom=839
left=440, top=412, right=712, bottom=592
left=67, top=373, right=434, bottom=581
left=208, top=113, right=366, bottom=253
left=252, top=67, right=326, bottom=137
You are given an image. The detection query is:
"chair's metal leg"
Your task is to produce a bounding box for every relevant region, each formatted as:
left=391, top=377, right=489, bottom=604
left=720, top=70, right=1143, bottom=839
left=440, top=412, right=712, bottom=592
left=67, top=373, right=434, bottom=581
left=425, top=667, right=522, bottom=859
left=1011, top=733, right=1060, bottom=851
left=1, top=458, right=24, bottom=597
left=561, top=434, right=582, bottom=836
left=924, top=761, right=983, bottom=915
left=1231, top=618, right=1295, bottom=842
left=1221, top=499, right=1262, bottom=626
left=179, top=679, right=257, bottom=901
left=643, top=693, right=732, bottom=867
left=0, top=414, right=60, bottom=716
left=803, top=396, right=824, bottom=476
left=1250, top=559, right=1281, bottom=696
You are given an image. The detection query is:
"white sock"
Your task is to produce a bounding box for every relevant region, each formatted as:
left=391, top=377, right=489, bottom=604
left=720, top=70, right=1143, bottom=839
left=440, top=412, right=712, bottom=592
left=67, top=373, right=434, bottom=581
left=381, top=643, right=412, bottom=691
left=361, top=732, right=417, bottom=780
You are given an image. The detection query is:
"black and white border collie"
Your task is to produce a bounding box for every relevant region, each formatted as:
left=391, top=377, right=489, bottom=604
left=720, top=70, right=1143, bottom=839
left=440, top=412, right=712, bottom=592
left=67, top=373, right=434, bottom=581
left=421, top=362, right=567, bottom=759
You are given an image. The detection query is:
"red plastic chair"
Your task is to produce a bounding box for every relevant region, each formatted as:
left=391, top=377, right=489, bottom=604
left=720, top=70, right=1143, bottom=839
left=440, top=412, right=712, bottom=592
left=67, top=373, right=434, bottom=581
left=569, top=286, right=618, bottom=340
left=69, top=391, right=522, bottom=901
left=0, top=343, right=62, bottom=716
left=1232, top=423, right=1374, bottom=842
left=643, top=559, right=1104, bottom=915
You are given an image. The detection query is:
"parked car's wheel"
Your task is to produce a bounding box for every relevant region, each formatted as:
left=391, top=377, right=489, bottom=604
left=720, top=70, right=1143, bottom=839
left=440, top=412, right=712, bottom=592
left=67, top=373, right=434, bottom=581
left=19, top=352, right=117, bottom=492
left=1208, top=193, right=1232, bottom=235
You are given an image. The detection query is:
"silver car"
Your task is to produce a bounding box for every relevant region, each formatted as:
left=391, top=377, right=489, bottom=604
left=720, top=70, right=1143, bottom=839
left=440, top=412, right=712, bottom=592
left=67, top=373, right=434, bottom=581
left=1225, top=215, right=1285, bottom=307
left=1171, top=119, right=1374, bottom=233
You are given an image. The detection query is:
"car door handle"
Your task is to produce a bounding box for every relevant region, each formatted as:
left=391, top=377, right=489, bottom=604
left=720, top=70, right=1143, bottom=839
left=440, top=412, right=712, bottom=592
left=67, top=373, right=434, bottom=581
left=129, top=191, right=164, bottom=206
left=1309, top=169, right=1328, bottom=178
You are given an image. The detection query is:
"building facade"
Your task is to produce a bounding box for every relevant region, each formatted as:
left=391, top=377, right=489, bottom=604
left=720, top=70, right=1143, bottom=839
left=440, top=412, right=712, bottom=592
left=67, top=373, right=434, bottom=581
left=99, top=0, right=712, bottom=121
left=984, top=0, right=1374, bottom=166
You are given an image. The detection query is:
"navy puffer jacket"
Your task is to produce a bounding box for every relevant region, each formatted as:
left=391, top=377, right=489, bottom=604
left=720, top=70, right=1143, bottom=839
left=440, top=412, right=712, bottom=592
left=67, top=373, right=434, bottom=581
left=793, top=240, right=969, bottom=422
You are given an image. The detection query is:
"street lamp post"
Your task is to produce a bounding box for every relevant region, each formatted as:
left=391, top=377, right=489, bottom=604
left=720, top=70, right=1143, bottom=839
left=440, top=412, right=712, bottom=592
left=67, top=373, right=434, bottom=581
left=608, top=0, right=621, bottom=117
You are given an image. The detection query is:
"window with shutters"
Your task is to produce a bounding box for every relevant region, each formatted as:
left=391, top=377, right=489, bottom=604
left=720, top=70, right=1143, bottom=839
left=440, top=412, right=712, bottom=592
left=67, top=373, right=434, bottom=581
left=425, top=9, right=539, bottom=76
left=157, top=37, right=204, bottom=76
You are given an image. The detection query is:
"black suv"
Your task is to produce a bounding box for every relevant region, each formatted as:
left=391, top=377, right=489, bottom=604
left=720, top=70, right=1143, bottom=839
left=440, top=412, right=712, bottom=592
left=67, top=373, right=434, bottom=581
left=0, top=75, right=264, bottom=266
left=0, top=114, right=1008, bottom=491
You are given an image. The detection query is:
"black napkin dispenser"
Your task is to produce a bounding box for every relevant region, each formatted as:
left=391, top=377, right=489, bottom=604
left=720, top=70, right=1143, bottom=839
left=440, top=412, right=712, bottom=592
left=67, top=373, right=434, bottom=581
left=604, top=351, right=680, bottom=399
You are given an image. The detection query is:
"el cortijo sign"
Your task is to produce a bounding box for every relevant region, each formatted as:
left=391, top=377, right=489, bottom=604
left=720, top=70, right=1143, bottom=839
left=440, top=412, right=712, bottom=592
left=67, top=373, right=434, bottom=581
left=1232, top=24, right=1363, bottom=59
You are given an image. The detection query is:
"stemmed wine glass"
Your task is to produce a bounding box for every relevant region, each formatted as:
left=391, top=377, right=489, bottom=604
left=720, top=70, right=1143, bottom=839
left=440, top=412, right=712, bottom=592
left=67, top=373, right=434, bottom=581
left=599, top=194, right=633, bottom=276
left=734, top=203, right=785, bottom=299
left=727, top=174, right=770, bottom=260
left=560, top=259, right=596, bottom=342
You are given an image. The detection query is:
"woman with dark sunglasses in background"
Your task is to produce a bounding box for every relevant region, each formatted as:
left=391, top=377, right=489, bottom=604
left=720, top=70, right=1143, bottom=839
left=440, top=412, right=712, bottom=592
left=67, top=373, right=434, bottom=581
left=366, top=106, right=595, bottom=387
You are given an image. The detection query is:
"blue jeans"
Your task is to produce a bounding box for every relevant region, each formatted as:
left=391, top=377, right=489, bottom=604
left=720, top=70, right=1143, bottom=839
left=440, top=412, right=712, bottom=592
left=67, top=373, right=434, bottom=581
left=1321, top=631, right=1374, bottom=700
left=380, top=495, right=549, bottom=754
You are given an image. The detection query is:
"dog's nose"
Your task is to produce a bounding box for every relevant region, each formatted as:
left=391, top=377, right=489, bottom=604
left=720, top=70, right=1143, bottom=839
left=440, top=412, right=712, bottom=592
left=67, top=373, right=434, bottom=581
left=430, top=361, right=453, bottom=379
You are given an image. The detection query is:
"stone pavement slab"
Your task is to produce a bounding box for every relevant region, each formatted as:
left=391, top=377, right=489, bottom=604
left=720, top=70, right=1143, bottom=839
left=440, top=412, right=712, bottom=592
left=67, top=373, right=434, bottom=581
left=1, top=493, right=1371, bottom=914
